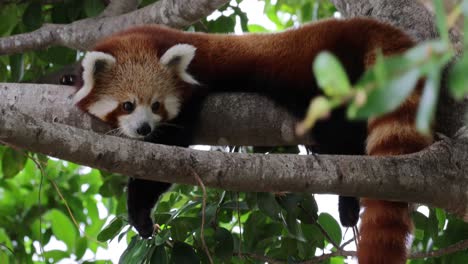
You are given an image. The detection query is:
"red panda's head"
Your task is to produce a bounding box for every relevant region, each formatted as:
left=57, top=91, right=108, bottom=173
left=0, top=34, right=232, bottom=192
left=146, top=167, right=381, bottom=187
left=73, top=40, right=198, bottom=139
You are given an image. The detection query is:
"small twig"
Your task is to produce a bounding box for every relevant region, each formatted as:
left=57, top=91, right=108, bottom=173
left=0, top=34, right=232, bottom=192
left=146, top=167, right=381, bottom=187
left=410, top=239, right=468, bottom=259
left=352, top=226, right=359, bottom=250
left=239, top=252, right=285, bottom=264
left=299, top=250, right=356, bottom=264
left=37, top=157, right=46, bottom=262
left=240, top=250, right=356, bottom=264
left=235, top=192, right=242, bottom=257
left=191, top=169, right=213, bottom=264
left=239, top=239, right=468, bottom=263
left=339, top=236, right=355, bottom=250
left=28, top=154, right=103, bottom=246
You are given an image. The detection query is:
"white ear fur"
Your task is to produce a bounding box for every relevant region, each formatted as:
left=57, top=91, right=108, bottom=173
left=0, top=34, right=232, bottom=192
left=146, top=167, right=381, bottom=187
left=73, top=51, right=116, bottom=105
left=164, top=95, right=181, bottom=120
left=87, top=97, right=119, bottom=120
left=160, top=44, right=199, bottom=85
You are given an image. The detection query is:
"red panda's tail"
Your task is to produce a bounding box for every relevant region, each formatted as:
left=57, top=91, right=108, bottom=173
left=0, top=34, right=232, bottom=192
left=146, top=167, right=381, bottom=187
left=358, top=199, right=412, bottom=264
left=357, top=86, right=433, bottom=264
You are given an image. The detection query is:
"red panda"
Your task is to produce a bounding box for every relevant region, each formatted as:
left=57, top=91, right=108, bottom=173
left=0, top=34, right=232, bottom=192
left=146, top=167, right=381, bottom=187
left=73, top=18, right=432, bottom=264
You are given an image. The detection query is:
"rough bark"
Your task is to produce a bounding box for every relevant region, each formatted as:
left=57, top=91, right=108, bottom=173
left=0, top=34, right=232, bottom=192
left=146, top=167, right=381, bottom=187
left=0, top=83, right=311, bottom=145
left=0, top=106, right=466, bottom=219
left=99, top=0, right=139, bottom=18
left=331, top=0, right=438, bottom=41
left=0, top=0, right=230, bottom=55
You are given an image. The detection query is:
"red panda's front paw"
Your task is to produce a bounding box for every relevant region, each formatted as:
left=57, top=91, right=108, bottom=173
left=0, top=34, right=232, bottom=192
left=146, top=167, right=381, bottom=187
left=134, top=219, right=154, bottom=239
left=130, top=211, right=155, bottom=238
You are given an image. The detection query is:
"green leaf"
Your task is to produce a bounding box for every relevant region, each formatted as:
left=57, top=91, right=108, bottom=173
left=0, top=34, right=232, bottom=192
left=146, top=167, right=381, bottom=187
left=257, top=192, right=282, bottom=220
left=352, top=68, right=421, bottom=119
left=329, top=256, right=345, bottom=264
left=150, top=245, right=168, bottom=264
left=37, top=47, right=77, bottom=66
left=119, top=236, right=148, bottom=264
left=247, top=24, right=269, bottom=32
left=0, top=5, right=18, bottom=36
left=97, top=216, right=124, bottom=242
left=171, top=242, right=200, bottom=264
left=214, top=228, right=234, bottom=262
left=297, top=96, right=332, bottom=135
left=301, top=223, right=323, bottom=247
left=435, top=208, right=446, bottom=231
left=276, top=193, right=303, bottom=216
left=83, top=0, right=105, bottom=17
left=283, top=211, right=306, bottom=241
left=171, top=217, right=200, bottom=241
left=46, top=209, right=77, bottom=252
left=412, top=211, right=428, bottom=242
left=43, top=250, right=68, bottom=263
left=154, top=229, right=171, bottom=246
left=318, top=213, right=341, bottom=247
left=23, top=2, right=43, bottom=31
left=207, top=15, right=236, bottom=33
left=67, top=0, right=82, bottom=21
left=416, top=68, right=440, bottom=133
left=0, top=228, right=15, bottom=264
left=9, top=53, right=24, bottom=82
left=427, top=209, right=439, bottom=239
left=299, top=194, right=318, bottom=221
left=75, top=237, right=87, bottom=260
left=313, top=52, right=351, bottom=97
left=51, top=3, right=71, bottom=24
left=0, top=61, right=7, bottom=82
left=1, top=148, right=27, bottom=179
left=448, top=54, right=468, bottom=100
left=433, top=0, right=449, bottom=43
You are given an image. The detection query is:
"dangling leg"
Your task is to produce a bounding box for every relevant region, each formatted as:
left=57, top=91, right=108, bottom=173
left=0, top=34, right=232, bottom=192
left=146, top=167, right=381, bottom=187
left=127, top=178, right=171, bottom=238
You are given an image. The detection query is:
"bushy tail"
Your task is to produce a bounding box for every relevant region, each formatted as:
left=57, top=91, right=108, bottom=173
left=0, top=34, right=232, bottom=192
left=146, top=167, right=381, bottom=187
left=358, top=87, right=433, bottom=264
left=358, top=199, right=413, bottom=264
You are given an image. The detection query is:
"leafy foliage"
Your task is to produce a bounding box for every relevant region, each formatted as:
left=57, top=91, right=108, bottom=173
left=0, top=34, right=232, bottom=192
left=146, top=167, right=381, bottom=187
left=0, top=0, right=467, bottom=263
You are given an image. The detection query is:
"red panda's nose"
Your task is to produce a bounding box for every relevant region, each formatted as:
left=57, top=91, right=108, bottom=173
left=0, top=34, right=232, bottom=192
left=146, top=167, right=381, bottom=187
left=137, top=123, right=151, bottom=136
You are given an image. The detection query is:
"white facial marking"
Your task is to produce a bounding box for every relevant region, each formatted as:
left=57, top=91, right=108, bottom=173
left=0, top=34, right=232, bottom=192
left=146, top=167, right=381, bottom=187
left=87, top=97, right=119, bottom=119
left=160, top=44, right=199, bottom=85
left=73, top=51, right=116, bottom=104
left=164, top=95, right=181, bottom=120
left=118, top=105, right=162, bottom=139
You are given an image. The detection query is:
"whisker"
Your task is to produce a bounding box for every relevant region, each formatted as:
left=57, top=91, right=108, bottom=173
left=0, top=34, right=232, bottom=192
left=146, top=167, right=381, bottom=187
left=105, top=128, right=122, bottom=135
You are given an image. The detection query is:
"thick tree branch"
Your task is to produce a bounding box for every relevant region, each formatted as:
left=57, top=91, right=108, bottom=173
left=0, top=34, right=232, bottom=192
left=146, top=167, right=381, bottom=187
left=0, top=101, right=467, bottom=219
left=0, top=0, right=230, bottom=55
left=0, top=83, right=311, bottom=145
left=330, top=0, right=437, bottom=42
left=411, top=239, right=468, bottom=259
left=245, top=239, right=468, bottom=263
left=99, top=0, right=139, bottom=18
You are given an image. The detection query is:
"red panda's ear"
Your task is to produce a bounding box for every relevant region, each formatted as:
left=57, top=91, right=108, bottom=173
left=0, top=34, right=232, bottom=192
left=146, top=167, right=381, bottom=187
left=73, top=51, right=116, bottom=105
left=160, top=44, right=199, bottom=85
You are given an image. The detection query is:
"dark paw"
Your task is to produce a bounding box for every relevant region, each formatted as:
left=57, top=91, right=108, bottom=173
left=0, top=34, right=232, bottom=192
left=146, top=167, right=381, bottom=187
left=130, top=210, right=155, bottom=238
left=338, top=196, right=360, bottom=227
left=133, top=218, right=154, bottom=238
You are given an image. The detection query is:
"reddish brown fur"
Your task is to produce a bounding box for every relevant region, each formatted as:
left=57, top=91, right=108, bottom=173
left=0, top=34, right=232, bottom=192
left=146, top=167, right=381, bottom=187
left=361, top=80, right=432, bottom=263
left=78, top=18, right=432, bottom=263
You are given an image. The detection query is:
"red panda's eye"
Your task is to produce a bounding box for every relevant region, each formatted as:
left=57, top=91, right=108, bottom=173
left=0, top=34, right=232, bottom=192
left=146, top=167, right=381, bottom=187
left=122, top=102, right=135, bottom=112
left=151, top=101, right=160, bottom=113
